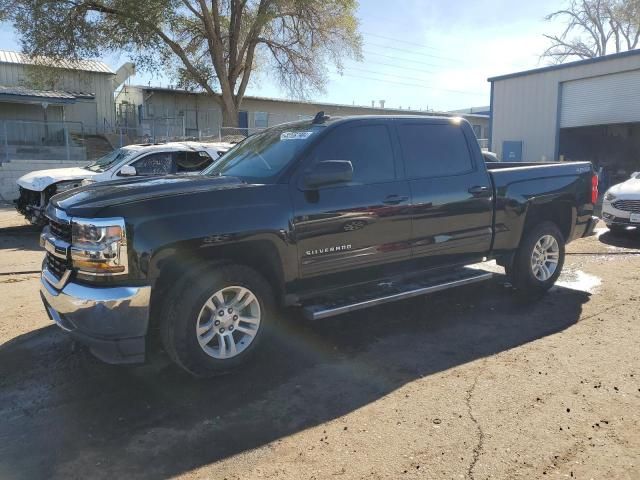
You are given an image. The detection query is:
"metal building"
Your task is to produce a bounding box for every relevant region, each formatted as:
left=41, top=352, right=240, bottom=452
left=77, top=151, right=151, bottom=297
left=116, top=85, right=490, bottom=144
left=488, top=50, right=640, bottom=185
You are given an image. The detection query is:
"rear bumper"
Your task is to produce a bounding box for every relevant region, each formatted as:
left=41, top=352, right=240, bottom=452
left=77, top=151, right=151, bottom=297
left=40, top=270, right=151, bottom=364
left=582, top=216, right=600, bottom=237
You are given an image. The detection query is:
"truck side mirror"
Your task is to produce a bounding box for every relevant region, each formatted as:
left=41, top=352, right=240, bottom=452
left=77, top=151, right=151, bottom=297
left=118, top=165, right=137, bottom=177
left=303, top=160, right=353, bottom=189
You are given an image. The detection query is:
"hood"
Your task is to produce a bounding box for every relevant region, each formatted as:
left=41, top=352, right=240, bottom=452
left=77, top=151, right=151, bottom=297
left=608, top=177, right=640, bottom=198
left=17, top=167, right=98, bottom=192
left=51, top=174, right=247, bottom=215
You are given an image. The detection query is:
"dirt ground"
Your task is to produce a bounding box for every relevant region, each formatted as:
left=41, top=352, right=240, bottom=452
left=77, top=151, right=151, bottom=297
left=1, top=204, right=639, bottom=480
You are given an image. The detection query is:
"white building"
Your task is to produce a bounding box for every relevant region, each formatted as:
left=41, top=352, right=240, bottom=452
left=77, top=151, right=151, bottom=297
left=488, top=50, right=640, bottom=186
left=116, top=85, right=490, bottom=143
left=0, top=50, right=136, bottom=132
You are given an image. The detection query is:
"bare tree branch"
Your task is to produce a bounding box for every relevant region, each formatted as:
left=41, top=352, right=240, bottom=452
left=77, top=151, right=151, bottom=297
left=543, top=0, right=640, bottom=63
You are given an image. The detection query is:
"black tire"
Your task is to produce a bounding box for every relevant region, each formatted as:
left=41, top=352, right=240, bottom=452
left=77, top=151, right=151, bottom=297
left=160, top=263, right=275, bottom=377
left=608, top=224, right=627, bottom=236
left=510, top=221, right=565, bottom=297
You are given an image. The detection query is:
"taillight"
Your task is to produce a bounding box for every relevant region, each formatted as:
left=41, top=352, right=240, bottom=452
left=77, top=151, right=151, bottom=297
left=591, top=174, right=598, bottom=204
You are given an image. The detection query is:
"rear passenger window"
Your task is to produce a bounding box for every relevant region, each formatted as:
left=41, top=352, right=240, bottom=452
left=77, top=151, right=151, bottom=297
left=176, top=151, right=213, bottom=172
left=399, top=123, right=474, bottom=178
left=312, top=124, right=395, bottom=184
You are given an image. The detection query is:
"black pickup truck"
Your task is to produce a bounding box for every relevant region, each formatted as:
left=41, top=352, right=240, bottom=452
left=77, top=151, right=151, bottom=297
left=39, top=115, right=599, bottom=376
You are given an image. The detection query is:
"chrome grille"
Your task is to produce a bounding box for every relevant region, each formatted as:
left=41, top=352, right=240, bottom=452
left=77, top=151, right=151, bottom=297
left=49, top=219, right=72, bottom=242
left=612, top=200, right=640, bottom=213
left=46, top=252, right=69, bottom=280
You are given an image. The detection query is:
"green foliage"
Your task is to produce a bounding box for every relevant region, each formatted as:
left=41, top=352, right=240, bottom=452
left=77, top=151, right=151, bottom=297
left=1, top=0, right=363, bottom=125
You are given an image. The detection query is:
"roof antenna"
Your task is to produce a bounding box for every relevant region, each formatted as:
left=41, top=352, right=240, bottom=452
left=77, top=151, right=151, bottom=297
left=312, top=111, right=328, bottom=124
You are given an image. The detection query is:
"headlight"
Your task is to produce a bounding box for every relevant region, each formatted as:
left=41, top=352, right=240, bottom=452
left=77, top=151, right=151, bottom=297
left=604, top=191, right=616, bottom=202
left=70, top=217, right=128, bottom=275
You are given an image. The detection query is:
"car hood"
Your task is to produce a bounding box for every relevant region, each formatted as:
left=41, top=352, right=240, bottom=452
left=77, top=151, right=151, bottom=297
left=16, top=167, right=99, bottom=192
left=51, top=174, right=247, bottom=215
left=608, top=177, right=640, bottom=198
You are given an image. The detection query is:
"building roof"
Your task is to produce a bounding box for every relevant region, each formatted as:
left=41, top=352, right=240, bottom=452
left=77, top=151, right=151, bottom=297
left=448, top=106, right=491, bottom=115
left=0, top=50, right=115, bottom=74
left=129, top=85, right=490, bottom=119
left=488, top=49, right=640, bottom=82
left=0, top=86, right=93, bottom=104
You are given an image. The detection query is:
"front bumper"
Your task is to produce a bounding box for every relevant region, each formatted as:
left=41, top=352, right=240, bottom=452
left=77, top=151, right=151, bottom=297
left=14, top=187, right=45, bottom=223
left=40, top=269, right=151, bottom=364
left=601, top=202, right=640, bottom=227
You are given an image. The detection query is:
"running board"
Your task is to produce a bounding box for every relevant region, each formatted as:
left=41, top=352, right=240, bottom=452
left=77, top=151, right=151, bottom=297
left=302, top=267, right=494, bottom=321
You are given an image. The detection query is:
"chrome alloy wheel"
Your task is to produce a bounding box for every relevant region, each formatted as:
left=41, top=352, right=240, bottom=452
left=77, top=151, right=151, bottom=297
left=196, top=286, right=261, bottom=359
left=530, top=234, right=560, bottom=281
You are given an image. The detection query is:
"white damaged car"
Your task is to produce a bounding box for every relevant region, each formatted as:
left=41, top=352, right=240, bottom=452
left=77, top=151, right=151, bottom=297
left=15, top=141, right=232, bottom=224
left=601, top=171, right=640, bottom=234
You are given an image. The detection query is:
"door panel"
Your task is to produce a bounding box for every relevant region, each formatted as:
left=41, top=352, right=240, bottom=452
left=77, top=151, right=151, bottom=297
left=291, top=122, right=412, bottom=280
left=397, top=121, right=494, bottom=269
left=292, top=182, right=412, bottom=277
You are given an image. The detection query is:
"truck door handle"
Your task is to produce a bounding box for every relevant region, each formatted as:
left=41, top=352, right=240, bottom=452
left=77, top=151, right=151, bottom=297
left=468, top=186, right=490, bottom=196
left=383, top=194, right=408, bottom=205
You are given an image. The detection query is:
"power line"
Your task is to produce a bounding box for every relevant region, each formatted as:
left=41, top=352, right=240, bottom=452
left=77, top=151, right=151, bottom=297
left=347, top=66, right=431, bottom=84
left=359, top=59, right=434, bottom=75
left=362, top=50, right=445, bottom=69
left=363, top=31, right=440, bottom=51
left=365, top=42, right=457, bottom=62
left=334, top=72, right=487, bottom=96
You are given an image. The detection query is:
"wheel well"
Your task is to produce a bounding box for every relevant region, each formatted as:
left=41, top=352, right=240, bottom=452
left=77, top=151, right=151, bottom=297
left=148, top=240, right=285, bottom=334
left=523, top=201, right=574, bottom=243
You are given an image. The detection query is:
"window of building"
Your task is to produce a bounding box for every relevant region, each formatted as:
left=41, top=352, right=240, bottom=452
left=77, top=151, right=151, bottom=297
left=398, top=123, right=474, bottom=179
left=254, top=111, right=269, bottom=129
left=311, top=124, right=396, bottom=184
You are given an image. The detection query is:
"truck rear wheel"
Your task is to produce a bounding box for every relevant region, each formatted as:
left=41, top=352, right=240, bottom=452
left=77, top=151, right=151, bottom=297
left=160, top=263, right=274, bottom=377
left=510, top=222, right=565, bottom=296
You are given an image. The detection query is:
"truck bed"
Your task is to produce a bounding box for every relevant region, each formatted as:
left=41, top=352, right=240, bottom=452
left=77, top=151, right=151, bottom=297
left=485, top=160, right=596, bottom=255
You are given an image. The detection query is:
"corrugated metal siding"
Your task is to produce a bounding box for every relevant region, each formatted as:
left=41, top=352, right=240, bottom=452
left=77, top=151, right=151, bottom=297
left=0, top=62, right=115, bottom=127
left=0, top=50, right=114, bottom=74
left=491, top=53, right=640, bottom=162
left=560, top=69, right=640, bottom=128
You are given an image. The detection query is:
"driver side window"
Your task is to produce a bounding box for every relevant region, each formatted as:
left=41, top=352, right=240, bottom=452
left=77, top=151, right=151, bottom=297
left=132, top=152, right=175, bottom=176
left=310, top=124, right=396, bottom=185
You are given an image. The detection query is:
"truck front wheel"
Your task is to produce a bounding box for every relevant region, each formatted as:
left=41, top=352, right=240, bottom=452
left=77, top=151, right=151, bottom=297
left=510, top=222, right=565, bottom=296
left=160, top=264, right=274, bottom=377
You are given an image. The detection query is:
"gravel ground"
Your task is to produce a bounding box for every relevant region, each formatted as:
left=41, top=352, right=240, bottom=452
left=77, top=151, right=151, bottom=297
left=0, top=207, right=639, bottom=480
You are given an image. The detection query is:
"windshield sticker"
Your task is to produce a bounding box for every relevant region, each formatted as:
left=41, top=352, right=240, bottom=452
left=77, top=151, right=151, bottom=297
left=280, top=131, right=314, bottom=140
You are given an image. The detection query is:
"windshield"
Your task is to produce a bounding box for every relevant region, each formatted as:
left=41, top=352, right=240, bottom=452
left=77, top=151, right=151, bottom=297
left=85, top=147, right=137, bottom=172
left=204, top=123, right=323, bottom=182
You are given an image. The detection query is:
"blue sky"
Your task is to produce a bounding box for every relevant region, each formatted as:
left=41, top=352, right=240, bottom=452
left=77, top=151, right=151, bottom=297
left=0, top=0, right=565, bottom=111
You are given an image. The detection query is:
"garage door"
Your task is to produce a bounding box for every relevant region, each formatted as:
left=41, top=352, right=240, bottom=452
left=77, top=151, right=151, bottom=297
left=560, top=69, right=640, bottom=128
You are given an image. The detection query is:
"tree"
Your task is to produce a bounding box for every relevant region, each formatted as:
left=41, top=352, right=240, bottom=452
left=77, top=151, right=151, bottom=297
left=1, top=0, right=362, bottom=127
left=542, top=0, right=640, bottom=63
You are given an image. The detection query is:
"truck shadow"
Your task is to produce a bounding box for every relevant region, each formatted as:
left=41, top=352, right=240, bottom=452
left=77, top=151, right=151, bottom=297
left=0, top=281, right=591, bottom=479
left=0, top=225, right=42, bottom=253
